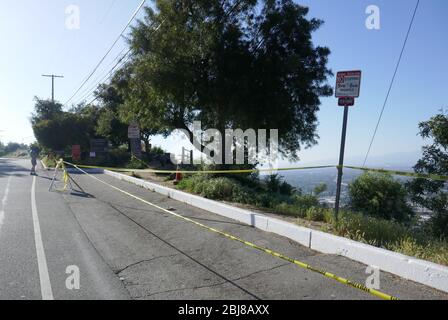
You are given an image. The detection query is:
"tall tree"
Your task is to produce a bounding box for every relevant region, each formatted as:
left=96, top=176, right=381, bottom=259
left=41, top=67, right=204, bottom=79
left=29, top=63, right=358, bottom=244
left=95, top=83, right=129, bottom=147
left=122, top=0, right=332, bottom=162
left=407, top=111, right=448, bottom=238
left=31, top=98, right=99, bottom=152
left=30, top=97, right=63, bottom=125
left=98, top=66, right=168, bottom=152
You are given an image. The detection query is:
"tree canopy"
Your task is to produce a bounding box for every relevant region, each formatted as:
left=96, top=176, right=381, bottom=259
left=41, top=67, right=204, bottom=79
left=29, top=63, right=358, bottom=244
left=30, top=1, right=333, bottom=164
left=31, top=98, right=98, bottom=152
left=120, top=0, right=333, bottom=161
left=407, top=111, right=448, bottom=238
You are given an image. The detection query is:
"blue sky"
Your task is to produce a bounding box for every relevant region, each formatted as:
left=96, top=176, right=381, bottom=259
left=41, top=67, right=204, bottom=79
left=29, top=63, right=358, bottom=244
left=0, top=0, right=447, bottom=166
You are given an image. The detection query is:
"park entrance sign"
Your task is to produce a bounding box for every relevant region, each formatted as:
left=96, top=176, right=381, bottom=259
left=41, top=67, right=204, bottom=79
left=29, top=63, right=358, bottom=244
left=335, top=70, right=362, bottom=98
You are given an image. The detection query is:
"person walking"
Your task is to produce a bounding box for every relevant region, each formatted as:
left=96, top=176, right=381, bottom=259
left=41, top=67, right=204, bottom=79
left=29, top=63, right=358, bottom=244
left=30, top=148, right=38, bottom=176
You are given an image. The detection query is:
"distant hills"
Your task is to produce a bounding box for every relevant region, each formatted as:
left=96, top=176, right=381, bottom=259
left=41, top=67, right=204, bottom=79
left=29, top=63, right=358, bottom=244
left=291, top=150, right=422, bottom=170
left=274, top=150, right=422, bottom=196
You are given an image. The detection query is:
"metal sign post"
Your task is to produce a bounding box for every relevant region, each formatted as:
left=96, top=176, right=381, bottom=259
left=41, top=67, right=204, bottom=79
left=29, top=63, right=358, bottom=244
left=334, top=104, right=350, bottom=220
left=334, top=71, right=362, bottom=220
left=128, top=121, right=142, bottom=158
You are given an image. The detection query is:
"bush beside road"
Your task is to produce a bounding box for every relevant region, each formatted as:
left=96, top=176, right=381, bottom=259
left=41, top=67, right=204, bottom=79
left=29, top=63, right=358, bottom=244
left=174, top=172, right=448, bottom=267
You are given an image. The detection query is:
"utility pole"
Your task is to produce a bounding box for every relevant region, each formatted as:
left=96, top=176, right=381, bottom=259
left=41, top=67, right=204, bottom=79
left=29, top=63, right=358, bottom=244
left=42, top=74, right=64, bottom=102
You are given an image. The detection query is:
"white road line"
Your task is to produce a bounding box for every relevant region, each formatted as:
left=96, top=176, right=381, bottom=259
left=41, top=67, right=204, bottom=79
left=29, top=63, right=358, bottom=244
left=31, top=176, right=54, bottom=300
left=0, top=175, right=12, bottom=232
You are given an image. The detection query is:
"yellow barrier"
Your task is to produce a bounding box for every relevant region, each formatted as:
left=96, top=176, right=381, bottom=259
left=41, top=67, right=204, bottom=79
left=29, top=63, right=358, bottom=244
left=66, top=161, right=399, bottom=300
left=63, top=160, right=448, bottom=182
left=48, top=159, right=69, bottom=192
left=344, top=165, right=448, bottom=182
left=63, top=161, right=335, bottom=174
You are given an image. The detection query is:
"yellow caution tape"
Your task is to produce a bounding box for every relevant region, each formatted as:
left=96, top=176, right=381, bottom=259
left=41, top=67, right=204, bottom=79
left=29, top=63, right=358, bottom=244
left=63, top=161, right=448, bottom=181
left=66, top=161, right=399, bottom=301
left=63, top=161, right=335, bottom=175
left=343, top=166, right=448, bottom=182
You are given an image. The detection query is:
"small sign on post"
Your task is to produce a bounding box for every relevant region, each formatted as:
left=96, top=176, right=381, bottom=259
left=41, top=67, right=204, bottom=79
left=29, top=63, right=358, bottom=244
left=335, top=70, right=362, bottom=98
left=334, top=70, right=362, bottom=221
left=128, top=121, right=142, bottom=158
left=90, top=139, right=109, bottom=155
left=71, top=145, right=81, bottom=161
left=338, top=97, right=355, bottom=107
left=128, top=122, right=140, bottom=139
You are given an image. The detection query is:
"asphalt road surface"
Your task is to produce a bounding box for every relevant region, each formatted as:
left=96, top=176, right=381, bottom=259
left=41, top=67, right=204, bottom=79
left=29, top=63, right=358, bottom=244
left=0, top=158, right=447, bottom=300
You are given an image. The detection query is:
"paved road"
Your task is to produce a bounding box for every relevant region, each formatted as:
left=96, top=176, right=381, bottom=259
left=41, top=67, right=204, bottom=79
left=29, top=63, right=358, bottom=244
left=0, top=158, right=447, bottom=300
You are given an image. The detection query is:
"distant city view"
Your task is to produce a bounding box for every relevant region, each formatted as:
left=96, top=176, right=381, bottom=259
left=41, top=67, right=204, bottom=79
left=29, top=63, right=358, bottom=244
left=279, top=166, right=414, bottom=206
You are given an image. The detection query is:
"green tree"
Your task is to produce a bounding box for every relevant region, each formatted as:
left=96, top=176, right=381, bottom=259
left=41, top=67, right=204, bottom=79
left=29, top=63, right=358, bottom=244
left=95, top=83, right=129, bottom=147
left=349, top=173, right=413, bottom=222
left=30, top=97, right=63, bottom=124
left=122, top=0, right=332, bottom=163
left=32, top=99, right=99, bottom=152
left=96, top=69, right=167, bottom=152
left=0, top=142, right=28, bottom=157
left=313, top=183, right=327, bottom=196
left=265, top=174, right=296, bottom=196
left=407, top=111, right=448, bottom=238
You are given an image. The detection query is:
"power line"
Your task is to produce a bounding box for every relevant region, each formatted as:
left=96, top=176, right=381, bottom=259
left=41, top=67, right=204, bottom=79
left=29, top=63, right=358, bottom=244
left=78, top=19, right=165, bottom=107
left=63, top=0, right=146, bottom=108
left=363, top=0, right=420, bottom=166
left=79, top=56, right=131, bottom=104
left=99, top=0, right=118, bottom=26
left=73, top=47, right=131, bottom=105
left=82, top=52, right=132, bottom=105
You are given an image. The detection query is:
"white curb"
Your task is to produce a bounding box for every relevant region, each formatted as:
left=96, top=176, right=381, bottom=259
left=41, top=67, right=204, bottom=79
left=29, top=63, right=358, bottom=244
left=103, top=169, right=448, bottom=293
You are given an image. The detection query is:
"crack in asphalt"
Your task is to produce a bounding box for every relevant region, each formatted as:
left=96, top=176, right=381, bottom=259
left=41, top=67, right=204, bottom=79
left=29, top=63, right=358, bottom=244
left=103, top=202, right=263, bottom=300
left=116, top=248, right=205, bottom=275
left=115, top=253, right=181, bottom=275
left=128, top=263, right=291, bottom=299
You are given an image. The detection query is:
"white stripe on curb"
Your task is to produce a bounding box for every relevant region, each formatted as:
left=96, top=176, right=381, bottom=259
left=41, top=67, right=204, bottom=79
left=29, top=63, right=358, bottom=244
left=101, top=169, right=448, bottom=293
left=31, top=176, right=54, bottom=300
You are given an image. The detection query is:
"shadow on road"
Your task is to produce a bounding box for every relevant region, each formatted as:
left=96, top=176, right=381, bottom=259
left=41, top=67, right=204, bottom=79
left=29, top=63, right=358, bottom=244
left=0, top=158, right=30, bottom=178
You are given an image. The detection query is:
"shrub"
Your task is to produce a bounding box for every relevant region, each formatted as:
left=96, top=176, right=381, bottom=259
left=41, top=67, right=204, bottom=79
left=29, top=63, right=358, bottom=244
left=390, top=237, right=448, bottom=266
left=274, top=203, right=304, bottom=218
left=348, top=173, right=414, bottom=222
left=109, top=149, right=131, bottom=167
left=293, top=194, right=319, bottom=209
left=265, top=174, right=296, bottom=196
left=150, top=146, right=165, bottom=156
left=201, top=177, right=236, bottom=200
left=177, top=174, right=293, bottom=209
left=125, top=158, right=147, bottom=170
left=305, top=207, right=325, bottom=222
left=334, top=210, right=409, bottom=247
left=313, top=183, right=328, bottom=196
left=230, top=185, right=256, bottom=205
